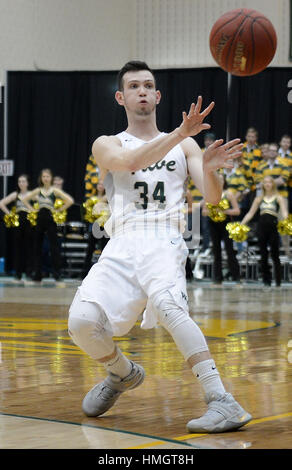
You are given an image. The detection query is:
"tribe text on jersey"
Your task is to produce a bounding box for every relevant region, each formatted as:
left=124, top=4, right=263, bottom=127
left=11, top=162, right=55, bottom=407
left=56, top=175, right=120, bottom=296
left=103, top=132, right=188, bottom=237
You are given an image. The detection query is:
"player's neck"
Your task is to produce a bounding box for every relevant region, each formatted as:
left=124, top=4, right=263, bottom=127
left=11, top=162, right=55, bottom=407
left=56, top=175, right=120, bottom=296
left=126, top=117, right=161, bottom=142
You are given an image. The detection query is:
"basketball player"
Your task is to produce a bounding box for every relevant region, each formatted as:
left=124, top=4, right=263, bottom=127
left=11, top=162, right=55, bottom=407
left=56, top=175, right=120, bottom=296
left=68, top=61, right=252, bottom=433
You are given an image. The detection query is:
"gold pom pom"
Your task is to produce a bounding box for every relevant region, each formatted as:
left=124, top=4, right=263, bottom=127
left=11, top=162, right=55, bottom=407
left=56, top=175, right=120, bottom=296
left=27, top=211, right=38, bottom=226
left=52, top=210, right=67, bottom=224
left=83, top=197, right=101, bottom=223
left=96, top=209, right=110, bottom=227
left=54, top=198, right=64, bottom=210
left=206, top=202, right=226, bottom=222
left=277, top=215, right=292, bottom=236
left=218, top=198, right=230, bottom=210
left=52, top=199, right=67, bottom=224
left=226, top=222, right=250, bottom=242
left=3, top=206, right=20, bottom=228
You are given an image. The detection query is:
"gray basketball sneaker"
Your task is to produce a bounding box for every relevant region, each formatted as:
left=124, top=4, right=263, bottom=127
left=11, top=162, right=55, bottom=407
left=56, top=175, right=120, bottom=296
left=187, top=391, right=252, bottom=433
left=82, top=361, right=145, bottom=417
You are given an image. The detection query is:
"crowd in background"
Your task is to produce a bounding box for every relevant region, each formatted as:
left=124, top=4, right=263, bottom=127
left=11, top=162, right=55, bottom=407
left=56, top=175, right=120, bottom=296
left=187, top=128, right=292, bottom=286
left=0, top=127, right=291, bottom=287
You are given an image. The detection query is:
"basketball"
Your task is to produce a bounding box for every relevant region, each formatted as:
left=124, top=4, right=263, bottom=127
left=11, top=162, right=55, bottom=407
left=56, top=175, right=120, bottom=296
left=209, top=8, right=277, bottom=76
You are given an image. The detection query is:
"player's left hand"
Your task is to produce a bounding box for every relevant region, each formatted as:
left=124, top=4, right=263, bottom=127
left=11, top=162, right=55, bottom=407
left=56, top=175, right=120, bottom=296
left=203, top=138, right=243, bottom=172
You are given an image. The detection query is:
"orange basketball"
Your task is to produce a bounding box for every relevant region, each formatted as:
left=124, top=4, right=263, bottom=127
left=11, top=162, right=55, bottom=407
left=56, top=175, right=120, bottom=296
left=209, top=8, right=277, bottom=76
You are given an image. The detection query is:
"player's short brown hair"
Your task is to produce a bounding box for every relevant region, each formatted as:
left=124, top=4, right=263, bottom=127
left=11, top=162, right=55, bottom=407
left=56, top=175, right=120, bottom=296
left=117, top=61, right=155, bottom=91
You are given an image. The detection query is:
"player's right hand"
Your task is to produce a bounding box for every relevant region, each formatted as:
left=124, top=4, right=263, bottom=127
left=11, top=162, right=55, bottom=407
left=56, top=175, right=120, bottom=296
left=177, top=96, right=215, bottom=138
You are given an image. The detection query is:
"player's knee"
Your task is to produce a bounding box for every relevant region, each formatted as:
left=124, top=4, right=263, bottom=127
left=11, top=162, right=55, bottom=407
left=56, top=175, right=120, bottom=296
left=151, top=290, right=208, bottom=361
left=151, top=289, right=189, bottom=330
left=68, top=304, right=115, bottom=360
left=68, top=315, right=95, bottom=341
left=68, top=292, right=108, bottom=345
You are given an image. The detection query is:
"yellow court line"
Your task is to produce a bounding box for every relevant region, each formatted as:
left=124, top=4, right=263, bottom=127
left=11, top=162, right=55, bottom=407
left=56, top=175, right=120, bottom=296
left=127, top=412, right=292, bottom=449
left=0, top=345, right=85, bottom=355
left=175, top=433, right=207, bottom=440
left=0, top=318, right=68, bottom=323
left=245, top=412, right=292, bottom=426
left=0, top=344, right=132, bottom=356
left=0, top=340, right=79, bottom=349
left=127, top=433, right=206, bottom=449
left=127, top=440, right=179, bottom=450
left=0, top=332, right=38, bottom=337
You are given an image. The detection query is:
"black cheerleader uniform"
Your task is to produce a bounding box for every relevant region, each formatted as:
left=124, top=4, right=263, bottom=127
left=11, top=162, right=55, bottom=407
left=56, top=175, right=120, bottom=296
left=14, top=195, right=34, bottom=279
left=33, top=189, right=62, bottom=281
left=208, top=194, right=240, bottom=284
left=257, top=196, right=281, bottom=287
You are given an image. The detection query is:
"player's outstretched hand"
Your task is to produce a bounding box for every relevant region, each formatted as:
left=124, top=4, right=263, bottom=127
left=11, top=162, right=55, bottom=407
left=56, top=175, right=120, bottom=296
left=177, top=96, right=215, bottom=138
left=203, top=138, right=243, bottom=172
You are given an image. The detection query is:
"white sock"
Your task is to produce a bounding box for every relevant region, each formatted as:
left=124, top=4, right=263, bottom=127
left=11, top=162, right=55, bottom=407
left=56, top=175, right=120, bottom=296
left=103, top=347, right=132, bottom=379
left=192, top=359, right=226, bottom=396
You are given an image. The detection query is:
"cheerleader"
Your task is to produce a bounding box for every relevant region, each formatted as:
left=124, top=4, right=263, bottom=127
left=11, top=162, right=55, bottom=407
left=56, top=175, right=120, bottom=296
left=241, top=176, right=288, bottom=287
left=202, top=174, right=241, bottom=286
left=22, top=168, right=74, bottom=283
left=0, top=174, right=33, bottom=282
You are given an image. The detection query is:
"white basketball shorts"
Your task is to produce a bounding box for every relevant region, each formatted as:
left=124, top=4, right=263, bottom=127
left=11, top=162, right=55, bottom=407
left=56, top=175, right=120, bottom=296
left=74, top=232, right=189, bottom=336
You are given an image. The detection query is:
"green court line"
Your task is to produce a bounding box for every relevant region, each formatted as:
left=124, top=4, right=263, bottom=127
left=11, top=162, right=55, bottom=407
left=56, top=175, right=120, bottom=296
left=0, top=412, right=203, bottom=449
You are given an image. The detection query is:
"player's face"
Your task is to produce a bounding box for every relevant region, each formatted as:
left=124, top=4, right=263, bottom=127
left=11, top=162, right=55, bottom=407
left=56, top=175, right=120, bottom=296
left=116, top=70, right=161, bottom=116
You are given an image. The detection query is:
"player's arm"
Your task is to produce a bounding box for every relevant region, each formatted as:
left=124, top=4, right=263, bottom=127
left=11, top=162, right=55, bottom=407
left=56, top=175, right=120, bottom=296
left=92, top=97, right=214, bottom=172
left=0, top=192, right=17, bottom=215
left=184, top=137, right=243, bottom=205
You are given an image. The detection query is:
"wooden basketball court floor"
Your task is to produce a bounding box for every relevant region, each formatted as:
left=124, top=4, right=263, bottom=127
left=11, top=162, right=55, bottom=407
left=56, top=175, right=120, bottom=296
left=0, top=278, right=292, bottom=450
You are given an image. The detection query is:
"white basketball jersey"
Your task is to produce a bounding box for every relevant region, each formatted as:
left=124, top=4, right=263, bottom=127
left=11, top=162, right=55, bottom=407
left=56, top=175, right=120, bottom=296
left=103, top=131, right=188, bottom=237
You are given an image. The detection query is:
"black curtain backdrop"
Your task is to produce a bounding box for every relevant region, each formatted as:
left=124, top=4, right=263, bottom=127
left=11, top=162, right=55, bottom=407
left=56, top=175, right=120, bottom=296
left=7, top=68, right=227, bottom=205
left=290, top=0, right=292, bottom=60
left=2, top=66, right=292, bottom=274
left=0, top=86, right=5, bottom=259
left=228, top=68, right=292, bottom=143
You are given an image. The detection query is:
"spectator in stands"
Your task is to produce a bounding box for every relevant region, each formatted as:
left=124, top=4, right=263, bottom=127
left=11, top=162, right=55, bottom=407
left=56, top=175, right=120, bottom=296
left=241, top=127, right=262, bottom=207
left=260, top=143, right=270, bottom=161
left=242, top=127, right=262, bottom=171
left=278, top=134, right=291, bottom=158
left=82, top=157, right=109, bottom=278
left=241, top=176, right=288, bottom=288
left=225, top=151, right=253, bottom=215
left=225, top=153, right=253, bottom=255
left=84, top=155, right=100, bottom=200
left=53, top=175, right=64, bottom=190
left=278, top=135, right=292, bottom=214
left=254, top=143, right=289, bottom=198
